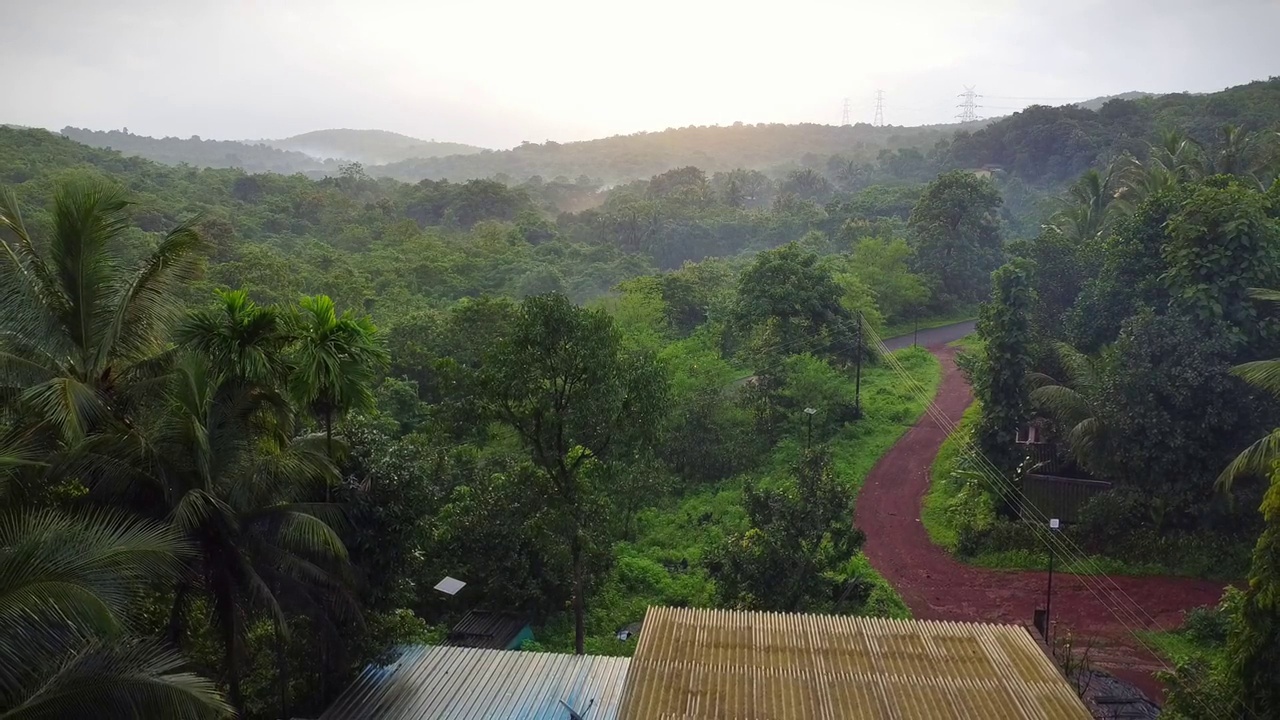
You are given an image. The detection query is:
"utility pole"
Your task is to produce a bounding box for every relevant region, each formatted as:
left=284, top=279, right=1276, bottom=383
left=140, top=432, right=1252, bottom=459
left=841, top=97, right=852, bottom=126
left=913, top=309, right=919, bottom=348
left=854, top=311, right=863, bottom=418
left=1046, top=518, right=1060, bottom=647
left=956, top=86, right=982, bottom=123
left=873, top=90, right=885, bottom=127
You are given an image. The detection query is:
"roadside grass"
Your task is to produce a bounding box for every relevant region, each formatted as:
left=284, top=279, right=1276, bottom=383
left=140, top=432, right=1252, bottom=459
left=535, top=346, right=940, bottom=654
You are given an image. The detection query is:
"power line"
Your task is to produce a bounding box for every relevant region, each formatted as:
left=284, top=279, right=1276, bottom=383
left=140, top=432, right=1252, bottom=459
left=873, top=90, right=885, bottom=127
left=956, top=86, right=982, bottom=123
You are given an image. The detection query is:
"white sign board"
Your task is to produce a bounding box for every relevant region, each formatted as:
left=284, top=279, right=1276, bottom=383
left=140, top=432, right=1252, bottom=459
left=434, top=576, right=466, bottom=595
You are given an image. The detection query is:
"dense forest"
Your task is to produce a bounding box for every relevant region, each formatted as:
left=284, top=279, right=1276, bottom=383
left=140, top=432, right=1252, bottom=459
left=931, top=126, right=1280, bottom=717
left=3, top=75, right=1280, bottom=719
left=0, top=123, right=999, bottom=718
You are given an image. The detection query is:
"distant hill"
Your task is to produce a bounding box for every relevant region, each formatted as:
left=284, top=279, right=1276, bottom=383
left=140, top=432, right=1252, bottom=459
left=264, top=129, right=484, bottom=165
left=1074, top=91, right=1157, bottom=112
left=60, top=127, right=335, bottom=174
left=367, top=120, right=986, bottom=185
left=939, top=77, right=1280, bottom=187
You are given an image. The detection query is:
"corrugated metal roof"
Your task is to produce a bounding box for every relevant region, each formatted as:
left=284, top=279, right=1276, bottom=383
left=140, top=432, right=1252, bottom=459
left=445, top=610, right=530, bottom=649
left=616, top=606, right=1093, bottom=720
left=319, top=645, right=631, bottom=720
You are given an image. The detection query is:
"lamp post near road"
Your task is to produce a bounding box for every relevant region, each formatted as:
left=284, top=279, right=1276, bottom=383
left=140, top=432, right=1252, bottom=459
left=1046, top=518, right=1059, bottom=647
left=804, top=407, right=817, bottom=450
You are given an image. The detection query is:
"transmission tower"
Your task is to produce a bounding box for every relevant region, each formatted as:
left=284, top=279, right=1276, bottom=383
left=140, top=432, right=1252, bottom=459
left=873, top=90, right=885, bottom=127
left=956, top=86, right=982, bottom=122
left=841, top=97, right=852, bottom=126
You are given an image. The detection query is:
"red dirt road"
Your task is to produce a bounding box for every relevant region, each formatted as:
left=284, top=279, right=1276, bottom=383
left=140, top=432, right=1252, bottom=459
left=854, top=341, right=1227, bottom=699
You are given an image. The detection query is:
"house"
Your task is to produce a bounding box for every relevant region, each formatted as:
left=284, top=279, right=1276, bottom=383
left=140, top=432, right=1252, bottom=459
left=444, top=610, right=534, bottom=650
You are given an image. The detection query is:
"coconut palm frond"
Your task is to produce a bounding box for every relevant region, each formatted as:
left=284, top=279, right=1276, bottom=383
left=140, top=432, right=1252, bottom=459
left=1232, top=360, right=1280, bottom=399
left=1030, top=384, right=1092, bottom=428
left=1217, top=430, right=1280, bottom=492
left=101, top=220, right=206, bottom=370
left=2, top=640, right=230, bottom=720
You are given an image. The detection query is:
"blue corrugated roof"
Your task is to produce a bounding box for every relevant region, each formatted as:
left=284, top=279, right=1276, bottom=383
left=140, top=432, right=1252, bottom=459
left=319, top=645, right=630, bottom=720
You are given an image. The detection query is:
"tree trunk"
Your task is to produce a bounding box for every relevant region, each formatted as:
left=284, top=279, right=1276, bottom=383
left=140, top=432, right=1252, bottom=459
left=572, top=531, right=585, bottom=655
left=275, top=618, right=289, bottom=720
left=222, top=603, right=244, bottom=715
left=167, top=583, right=188, bottom=647
left=325, top=409, right=333, bottom=502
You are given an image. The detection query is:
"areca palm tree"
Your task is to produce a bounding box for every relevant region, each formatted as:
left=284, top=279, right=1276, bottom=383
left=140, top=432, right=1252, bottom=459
left=177, top=289, right=292, bottom=389
left=0, top=507, right=230, bottom=719
left=0, top=181, right=204, bottom=442
left=80, top=355, right=355, bottom=714
left=289, top=295, right=387, bottom=460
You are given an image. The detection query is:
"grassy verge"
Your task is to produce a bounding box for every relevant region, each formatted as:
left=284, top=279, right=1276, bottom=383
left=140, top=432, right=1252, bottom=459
left=535, top=346, right=940, bottom=654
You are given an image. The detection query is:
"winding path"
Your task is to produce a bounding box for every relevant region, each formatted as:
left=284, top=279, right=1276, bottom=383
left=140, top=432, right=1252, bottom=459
left=856, top=329, right=1226, bottom=699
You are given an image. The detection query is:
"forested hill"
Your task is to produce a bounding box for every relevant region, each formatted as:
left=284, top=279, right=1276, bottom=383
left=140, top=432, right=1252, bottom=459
left=60, top=126, right=338, bottom=174
left=264, top=129, right=484, bottom=165
left=940, top=77, right=1280, bottom=187
left=371, top=121, right=979, bottom=185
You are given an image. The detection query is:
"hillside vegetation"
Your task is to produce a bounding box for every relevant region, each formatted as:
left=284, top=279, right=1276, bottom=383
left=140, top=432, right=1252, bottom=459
left=264, top=128, right=484, bottom=164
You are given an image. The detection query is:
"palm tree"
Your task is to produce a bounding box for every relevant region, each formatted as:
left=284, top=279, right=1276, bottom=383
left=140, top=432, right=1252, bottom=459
left=1219, top=288, right=1280, bottom=487
left=289, top=295, right=387, bottom=461
left=177, top=289, right=292, bottom=389
left=81, top=356, right=355, bottom=714
left=0, top=181, right=203, bottom=441
left=1028, top=342, right=1111, bottom=475
left=1049, top=164, right=1125, bottom=243
left=1117, top=129, right=1203, bottom=205
left=0, top=507, right=230, bottom=719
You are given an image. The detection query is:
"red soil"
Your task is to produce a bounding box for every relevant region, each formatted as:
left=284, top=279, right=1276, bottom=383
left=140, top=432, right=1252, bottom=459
left=854, top=342, right=1227, bottom=700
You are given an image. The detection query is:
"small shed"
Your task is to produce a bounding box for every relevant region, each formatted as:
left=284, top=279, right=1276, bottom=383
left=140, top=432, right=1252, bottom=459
left=444, top=610, right=534, bottom=650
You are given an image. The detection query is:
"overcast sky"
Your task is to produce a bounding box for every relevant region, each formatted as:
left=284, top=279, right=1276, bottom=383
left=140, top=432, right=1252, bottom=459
left=3, top=0, right=1279, bottom=149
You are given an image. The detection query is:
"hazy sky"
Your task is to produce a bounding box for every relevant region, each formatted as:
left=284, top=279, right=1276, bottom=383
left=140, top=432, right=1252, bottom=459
left=4, top=0, right=1279, bottom=149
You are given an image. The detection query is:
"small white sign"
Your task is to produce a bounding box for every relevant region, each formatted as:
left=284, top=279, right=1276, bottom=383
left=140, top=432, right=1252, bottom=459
left=1049, top=518, right=1060, bottom=530
left=434, top=576, right=466, bottom=595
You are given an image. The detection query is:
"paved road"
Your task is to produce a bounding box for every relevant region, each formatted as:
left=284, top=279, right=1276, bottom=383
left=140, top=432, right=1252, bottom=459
left=881, top=320, right=976, bottom=352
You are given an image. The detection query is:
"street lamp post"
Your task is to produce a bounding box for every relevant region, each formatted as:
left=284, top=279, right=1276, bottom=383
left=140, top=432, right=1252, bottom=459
left=1046, top=518, right=1059, bottom=647
left=804, top=407, right=817, bottom=450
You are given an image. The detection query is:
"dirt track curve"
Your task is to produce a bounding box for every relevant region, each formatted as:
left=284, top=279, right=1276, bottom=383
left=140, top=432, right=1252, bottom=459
left=855, top=330, right=1226, bottom=700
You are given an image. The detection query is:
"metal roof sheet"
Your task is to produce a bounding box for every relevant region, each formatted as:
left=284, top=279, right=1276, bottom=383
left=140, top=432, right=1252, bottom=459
left=615, top=606, right=1093, bottom=720
left=445, top=610, right=530, bottom=649
left=320, top=645, right=631, bottom=720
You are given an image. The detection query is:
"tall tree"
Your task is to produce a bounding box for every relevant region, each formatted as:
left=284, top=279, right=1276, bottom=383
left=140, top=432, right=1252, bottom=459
left=289, top=295, right=388, bottom=460
left=907, top=170, right=1003, bottom=304
left=480, top=293, right=667, bottom=653
left=709, top=450, right=865, bottom=612
left=973, top=260, right=1034, bottom=485
left=0, top=181, right=203, bottom=441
